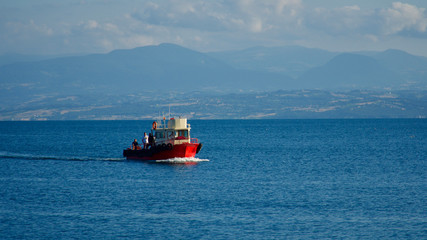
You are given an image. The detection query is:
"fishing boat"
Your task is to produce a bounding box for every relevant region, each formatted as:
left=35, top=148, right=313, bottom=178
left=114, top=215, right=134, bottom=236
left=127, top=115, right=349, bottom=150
left=123, top=117, right=202, bottom=161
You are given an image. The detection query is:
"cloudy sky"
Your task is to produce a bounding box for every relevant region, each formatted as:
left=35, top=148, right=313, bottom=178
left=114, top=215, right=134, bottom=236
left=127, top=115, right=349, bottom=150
left=1, top=0, right=427, bottom=56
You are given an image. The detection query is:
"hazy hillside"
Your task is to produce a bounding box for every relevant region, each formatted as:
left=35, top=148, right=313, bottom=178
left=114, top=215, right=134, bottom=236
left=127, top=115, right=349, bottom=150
left=371, top=49, right=427, bottom=88
left=1, top=43, right=427, bottom=99
left=0, top=53, right=72, bottom=67
left=1, top=43, right=427, bottom=120
left=209, top=46, right=427, bottom=90
left=0, top=43, right=292, bottom=98
left=298, top=53, right=401, bottom=89
left=208, top=45, right=338, bottom=78
left=373, top=49, right=427, bottom=72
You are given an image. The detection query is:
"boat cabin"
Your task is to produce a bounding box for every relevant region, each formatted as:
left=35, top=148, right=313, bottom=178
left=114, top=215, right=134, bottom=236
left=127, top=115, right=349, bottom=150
left=152, top=117, right=195, bottom=146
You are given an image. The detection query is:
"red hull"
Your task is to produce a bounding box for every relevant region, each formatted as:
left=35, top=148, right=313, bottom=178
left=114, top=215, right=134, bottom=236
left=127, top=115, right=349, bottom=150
left=123, top=143, right=200, bottom=161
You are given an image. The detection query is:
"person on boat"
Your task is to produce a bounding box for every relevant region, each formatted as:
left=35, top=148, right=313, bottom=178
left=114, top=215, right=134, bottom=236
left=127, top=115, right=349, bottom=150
left=148, top=133, right=154, bottom=148
left=143, top=132, right=149, bottom=149
left=132, top=139, right=139, bottom=150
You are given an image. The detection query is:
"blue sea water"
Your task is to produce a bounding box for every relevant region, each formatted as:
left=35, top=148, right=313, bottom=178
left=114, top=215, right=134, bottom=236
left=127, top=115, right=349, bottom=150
left=0, top=119, right=426, bottom=239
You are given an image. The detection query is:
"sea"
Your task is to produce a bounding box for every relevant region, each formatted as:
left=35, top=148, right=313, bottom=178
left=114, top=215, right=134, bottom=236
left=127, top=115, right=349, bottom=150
left=0, top=119, right=426, bottom=239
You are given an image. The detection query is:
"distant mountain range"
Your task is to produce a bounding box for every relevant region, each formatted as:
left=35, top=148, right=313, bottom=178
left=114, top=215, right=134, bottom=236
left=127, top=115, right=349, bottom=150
left=1, top=43, right=427, bottom=119
left=1, top=43, right=427, bottom=94
left=0, top=43, right=290, bottom=97
left=208, top=46, right=427, bottom=90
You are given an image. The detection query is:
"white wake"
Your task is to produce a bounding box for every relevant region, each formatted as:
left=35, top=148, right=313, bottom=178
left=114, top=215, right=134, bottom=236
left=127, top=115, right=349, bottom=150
left=153, top=157, right=209, bottom=164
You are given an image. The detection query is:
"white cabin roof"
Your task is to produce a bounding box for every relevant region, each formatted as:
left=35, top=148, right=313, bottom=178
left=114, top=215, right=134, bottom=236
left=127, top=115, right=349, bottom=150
left=154, top=117, right=190, bottom=130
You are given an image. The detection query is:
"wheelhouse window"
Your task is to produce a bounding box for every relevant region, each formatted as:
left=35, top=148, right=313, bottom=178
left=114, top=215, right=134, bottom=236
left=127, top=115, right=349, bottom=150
left=155, top=131, right=165, bottom=139
left=167, top=131, right=174, bottom=139
left=177, top=130, right=188, bottom=138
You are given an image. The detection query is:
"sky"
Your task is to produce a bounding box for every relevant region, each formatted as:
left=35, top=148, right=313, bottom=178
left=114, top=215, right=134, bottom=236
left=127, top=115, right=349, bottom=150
left=1, top=0, right=427, bottom=56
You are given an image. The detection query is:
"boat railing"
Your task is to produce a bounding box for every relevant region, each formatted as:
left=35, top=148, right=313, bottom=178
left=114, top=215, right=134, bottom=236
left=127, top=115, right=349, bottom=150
left=154, top=122, right=164, bottom=129
left=153, top=124, right=191, bottom=130
left=190, top=138, right=199, bottom=144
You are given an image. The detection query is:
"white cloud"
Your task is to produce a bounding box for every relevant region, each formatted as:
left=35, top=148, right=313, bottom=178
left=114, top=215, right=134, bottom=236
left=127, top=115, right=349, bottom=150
left=250, top=18, right=263, bottom=33
left=306, top=5, right=368, bottom=35
left=380, top=2, right=427, bottom=35
left=1, top=1, right=427, bottom=55
left=99, top=39, right=113, bottom=50
left=276, top=0, right=302, bottom=15
left=194, top=36, right=202, bottom=42
left=342, top=5, right=361, bottom=11
left=85, top=20, right=98, bottom=30
left=103, top=23, right=121, bottom=34
left=365, top=34, right=379, bottom=42
left=131, top=0, right=303, bottom=34
left=304, top=2, right=427, bottom=40
left=119, top=35, right=155, bottom=49
left=6, top=20, right=54, bottom=36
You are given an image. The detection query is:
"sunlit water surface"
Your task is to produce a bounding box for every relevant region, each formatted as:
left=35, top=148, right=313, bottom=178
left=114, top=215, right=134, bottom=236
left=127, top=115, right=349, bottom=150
left=0, top=120, right=426, bottom=239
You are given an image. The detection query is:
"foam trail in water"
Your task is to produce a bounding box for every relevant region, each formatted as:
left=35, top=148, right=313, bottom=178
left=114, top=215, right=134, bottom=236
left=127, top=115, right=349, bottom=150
left=154, top=157, right=209, bottom=164
left=0, top=151, right=124, bottom=162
